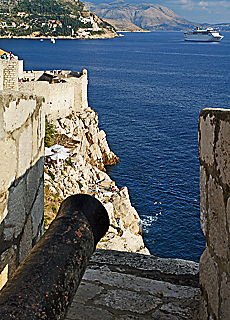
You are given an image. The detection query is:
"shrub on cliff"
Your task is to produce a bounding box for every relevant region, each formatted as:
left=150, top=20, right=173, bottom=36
left=45, top=117, right=57, bottom=147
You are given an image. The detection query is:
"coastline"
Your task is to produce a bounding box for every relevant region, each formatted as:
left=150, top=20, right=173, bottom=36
left=0, top=32, right=120, bottom=40
left=44, top=107, right=150, bottom=255
left=19, top=67, right=150, bottom=255
left=12, top=53, right=149, bottom=255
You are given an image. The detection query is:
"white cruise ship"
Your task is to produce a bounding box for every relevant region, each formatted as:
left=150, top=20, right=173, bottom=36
left=184, top=27, right=224, bottom=42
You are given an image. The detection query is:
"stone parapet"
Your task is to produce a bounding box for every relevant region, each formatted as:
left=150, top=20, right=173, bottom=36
left=0, top=91, right=45, bottom=290
left=89, top=249, right=199, bottom=287
left=198, top=108, right=230, bottom=319
left=66, top=249, right=200, bottom=319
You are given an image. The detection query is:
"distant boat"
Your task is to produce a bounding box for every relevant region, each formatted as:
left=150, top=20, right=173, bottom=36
left=51, top=37, right=55, bottom=43
left=184, top=27, right=224, bottom=42
left=40, top=39, right=43, bottom=42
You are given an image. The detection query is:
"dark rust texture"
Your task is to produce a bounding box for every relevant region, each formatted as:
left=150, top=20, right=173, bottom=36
left=0, top=194, right=109, bottom=319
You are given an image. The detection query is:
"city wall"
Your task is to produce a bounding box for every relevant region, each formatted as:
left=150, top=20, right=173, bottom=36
left=199, top=108, right=230, bottom=319
left=18, top=69, right=88, bottom=119
left=0, top=58, right=88, bottom=291
left=0, top=90, right=45, bottom=290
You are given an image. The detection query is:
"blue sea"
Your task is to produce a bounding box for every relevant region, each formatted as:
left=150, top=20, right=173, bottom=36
left=2, top=32, right=230, bottom=262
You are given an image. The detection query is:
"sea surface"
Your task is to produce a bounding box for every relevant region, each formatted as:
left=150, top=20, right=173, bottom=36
left=2, top=32, right=230, bottom=262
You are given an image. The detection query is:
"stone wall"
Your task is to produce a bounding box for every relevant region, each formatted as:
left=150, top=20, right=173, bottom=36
left=73, top=69, right=88, bottom=111
left=0, top=59, right=23, bottom=91
left=0, top=59, right=87, bottom=291
left=0, top=91, right=45, bottom=290
left=19, top=69, right=88, bottom=119
left=199, top=108, right=230, bottom=320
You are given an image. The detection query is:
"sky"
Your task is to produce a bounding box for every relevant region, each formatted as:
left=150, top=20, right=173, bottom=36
left=88, top=0, right=230, bottom=24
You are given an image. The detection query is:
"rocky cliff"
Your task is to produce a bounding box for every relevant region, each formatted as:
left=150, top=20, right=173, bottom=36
left=44, top=106, right=150, bottom=255
left=102, top=18, right=149, bottom=32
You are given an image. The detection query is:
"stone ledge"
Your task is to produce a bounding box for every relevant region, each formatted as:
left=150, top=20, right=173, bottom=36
left=66, top=249, right=200, bottom=320
left=89, top=249, right=199, bottom=288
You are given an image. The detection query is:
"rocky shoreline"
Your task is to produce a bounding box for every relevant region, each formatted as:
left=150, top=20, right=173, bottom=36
left=0, top=30, right=119, bottom=40
left=45, top=106, right=150, bottom=255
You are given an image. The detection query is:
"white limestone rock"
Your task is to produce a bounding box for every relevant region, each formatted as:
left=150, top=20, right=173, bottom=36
left=44, top=108, right=149, bottom=255
left=90, top=143, right=103, bottom=161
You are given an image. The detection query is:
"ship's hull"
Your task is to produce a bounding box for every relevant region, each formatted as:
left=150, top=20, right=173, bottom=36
left=184, top=33, right=223, bottom=42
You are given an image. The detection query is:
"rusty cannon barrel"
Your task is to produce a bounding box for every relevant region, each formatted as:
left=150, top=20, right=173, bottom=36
left=0, top=194, right=109, bottom=319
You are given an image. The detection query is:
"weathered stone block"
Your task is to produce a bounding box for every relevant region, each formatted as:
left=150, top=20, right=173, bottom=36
left=0, top=138, right=17, bottom=194
left=215, top=120, right=230, bottom=185
left=199, top=114, right=215, bottom=165
left=19, top=216, right=32, bottom=264
left=200, top=165, right=208, bottom=237
left=26, top=157, right=44, bottom=215
left=200, top=295, right=208, bottom=320
left=2, top=60, right=19, bottom=91
left=66, top=304, right=113, bottom=320
left=208, top=176, right=228, bottom=260
left=4, top=179, right=26, bottom=241
left=4, top=98, right=36, bottom=133
left=72, top=282, right=104, bottom=304
left=30, top=181, right=44, bottom=238
left=93, top=289, right=162, bottom=314
left=199, top=248, right=219, bottom=318
left=227, top=197, right=230, bottom=234
left=17, top=123, right=33, bottom=177
left=220, top=272, right=230, bottom=319
left=160, top=302, right=196, bottom=318
left=32, top=114, right=39, bottom=159
left=38, top=105, right=45, bottom=149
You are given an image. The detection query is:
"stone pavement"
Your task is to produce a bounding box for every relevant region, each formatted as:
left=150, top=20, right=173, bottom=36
left=65, top=250, right=200, bottom=320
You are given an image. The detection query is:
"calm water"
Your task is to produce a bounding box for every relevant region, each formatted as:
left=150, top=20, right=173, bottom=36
left=2, top=32, right=230, bottom=262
